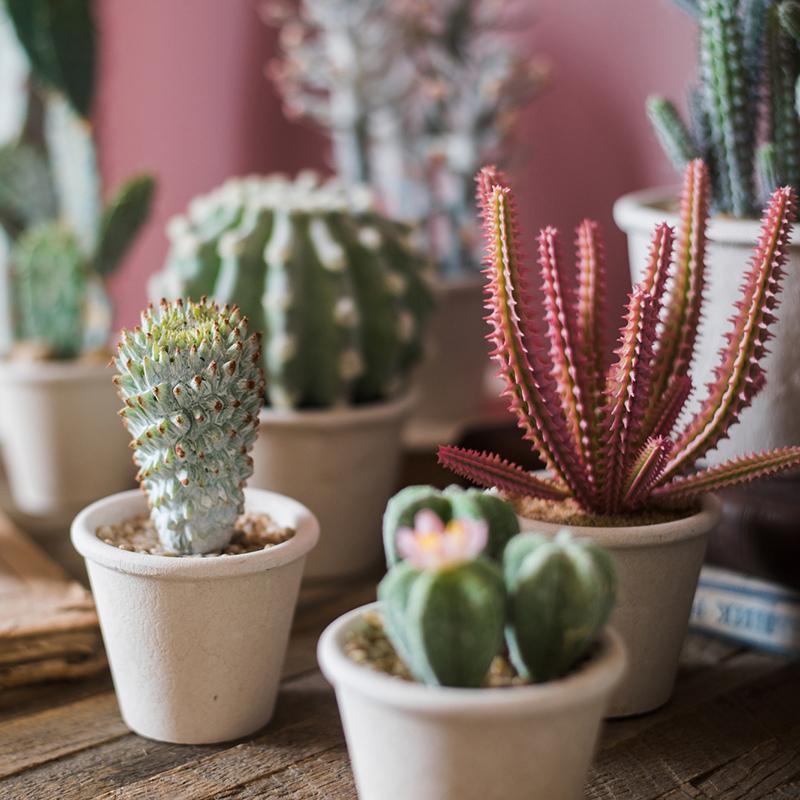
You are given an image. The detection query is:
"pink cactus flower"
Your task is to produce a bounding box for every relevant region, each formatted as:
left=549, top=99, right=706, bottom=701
left=396, top=510, right=488, bottom=570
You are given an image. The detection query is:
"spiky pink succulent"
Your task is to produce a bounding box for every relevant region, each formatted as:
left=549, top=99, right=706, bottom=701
left=438, top=159, right=800, bottom=515
left=396, top=510, right=488, bottom=570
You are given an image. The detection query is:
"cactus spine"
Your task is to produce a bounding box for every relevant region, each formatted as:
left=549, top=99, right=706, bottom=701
left=114, top=299, right=264, bottom=555
left=0, top=0, right=155, bottom=359
left=150, top=174, right=434, bottom=409
left=649, top=0, right=800, bottom=214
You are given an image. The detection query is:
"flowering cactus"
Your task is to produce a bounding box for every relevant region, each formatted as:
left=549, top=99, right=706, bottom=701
left=648, top=0, right=800, bottom=215
left=438, top=159, right=800, bottom=515
left=149, top=173, right=433, bottom=409
left=378, top=501, right=615, bottom=687
left=383, top=483, right=519, bottom=566
left=114, top=298, right=263, bottom=555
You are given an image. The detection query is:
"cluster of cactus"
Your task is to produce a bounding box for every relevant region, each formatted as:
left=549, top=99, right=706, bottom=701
left=648, top=0, right=800, bottom=216
left=114, top=298, right=264, bottom=555
left=265, top=0, right=544, bottom=275
left=149, top=173, right=434, bottom=410
left=379, top=486, right=616, bottom=687
left=0, top=0, right=154, bottom=359
left=437, top=160, right=800, bottom=514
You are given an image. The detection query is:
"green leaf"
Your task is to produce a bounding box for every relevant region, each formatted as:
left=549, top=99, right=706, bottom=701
left=95, top=174, right=155, bottom=276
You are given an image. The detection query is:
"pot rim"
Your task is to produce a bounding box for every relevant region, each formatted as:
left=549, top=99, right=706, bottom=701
left=71, top=487, right=319, bottom=580
left=318, top=601, right=626, bottom=716
left=0, top=357, right=114, bottom=385
left=513, top=492, right=721, bottom=549
left=613, top=185, right=796, bottom=246
left=259, top=389, right=416, bottom=429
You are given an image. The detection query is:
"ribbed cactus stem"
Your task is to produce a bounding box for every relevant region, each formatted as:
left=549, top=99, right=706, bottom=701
left=646, top=96, right=699, bottom=172
left=115, top=298, right=264, bottom=554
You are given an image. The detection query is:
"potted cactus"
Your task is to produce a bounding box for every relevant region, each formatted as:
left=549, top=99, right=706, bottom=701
left=437, top=161, right=800, bottom=716
left=615, top=0, right=800, bottom=461
left=266, top=0, right=545, bottom=446
left=319, top=489, right=625, bottom=800
left=71, top=298, right=319, bottom=744
left=0, top=0, right=155, bottom=518
left=148, top=173, right=433, bottom=579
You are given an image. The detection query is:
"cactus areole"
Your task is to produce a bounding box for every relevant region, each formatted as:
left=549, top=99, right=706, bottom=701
left=438, top=160, right=800, bottom=518
left=114, top=298, right=264, bottom=555
left=149, top=173, right=434, bottom=410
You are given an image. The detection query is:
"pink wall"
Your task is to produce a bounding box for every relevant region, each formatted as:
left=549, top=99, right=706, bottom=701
left=95, top=0, right=696, bottom=331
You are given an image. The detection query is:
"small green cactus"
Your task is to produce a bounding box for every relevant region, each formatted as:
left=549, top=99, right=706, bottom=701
left=382, top=484, right=519, bottom=567
left=377, top=496, right=616, bottom=688
left=503, top=531, right=616, bottom=682
left=114, top=298, right=264, bottom=555
left=649, top=0, right=800, bottom=214
left=149, top=173, right=434, bottom=409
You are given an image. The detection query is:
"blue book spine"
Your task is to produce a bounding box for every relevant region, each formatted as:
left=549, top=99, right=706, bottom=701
left=690, top=566, right=800, bottom=656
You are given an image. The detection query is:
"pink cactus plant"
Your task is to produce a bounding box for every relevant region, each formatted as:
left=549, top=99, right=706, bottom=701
left=438, top=159, right=800, bottom=516
left=396, top=510, right=489, bottom=570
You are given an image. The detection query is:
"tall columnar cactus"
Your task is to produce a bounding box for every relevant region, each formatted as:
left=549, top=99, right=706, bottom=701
left=149, top=174, right=434, bottom=409
left=114, top=299, right=264, bottom=555
left=378, top=499, right=615, bottom=687
left=437, top=160, right=800, bottom=514
left=649, top=0, right=800, bottom=215
left=266, top=0, right=544, bottom=275
left=504, top=532, right=615, bottom=682
left=0, top=0, right=155, bottom=359
left=382, top=484, right=519, bottom=567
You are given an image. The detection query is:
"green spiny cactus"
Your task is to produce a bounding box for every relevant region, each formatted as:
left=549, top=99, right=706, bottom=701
left=382, top=484, right=519, bottom=567
left=378, top=510, right=506, bottom=687
left=503, top=531, right=616, bottom=682
left=114, top=298, right=264, bottom=555
left=649, top=0, right=800, bottom=214
left=149, top=173, right=434, bottom=409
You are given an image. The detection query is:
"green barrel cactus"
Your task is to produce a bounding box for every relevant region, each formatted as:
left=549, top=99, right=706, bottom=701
left=382, top=484, right=520, bottom=567
left=378, top=509, right=506, bottom=687
left=114, top=298, right=264, bottom=555
left=149, top=173, right=434, bottom=409
left=503, top=531, right=616, bottom=682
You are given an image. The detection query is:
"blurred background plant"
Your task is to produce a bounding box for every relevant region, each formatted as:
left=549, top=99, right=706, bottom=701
left=0, top=0, right=154, bottom=360
left=265, top=0, right=547, bottom=277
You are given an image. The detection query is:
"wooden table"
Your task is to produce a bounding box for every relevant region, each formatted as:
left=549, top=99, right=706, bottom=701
left=1, top=573, right=798, bottom=800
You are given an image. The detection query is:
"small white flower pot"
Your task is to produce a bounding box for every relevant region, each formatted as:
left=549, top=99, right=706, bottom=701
left=406, top=274, right=489, bottom=449
left=319, top=603, right=626, bottom=800
left=71, top=487, right=319, bottom=744
left=0, top=359, right=134, bottom=517
left=250, top=393, right=413, bottom=580
left=614, top=187, right=800, bottom=463
left=517, top=498, right=720, bottom=717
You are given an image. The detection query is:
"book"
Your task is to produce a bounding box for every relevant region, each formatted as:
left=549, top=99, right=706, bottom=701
left=0, top=511, right=106, bottom=688
left=690, top=565, right=800, bottom=656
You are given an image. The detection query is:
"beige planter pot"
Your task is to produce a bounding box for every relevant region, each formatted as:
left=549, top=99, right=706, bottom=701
left=0, top=359, right=134, bottom=517
left=319, top=602, right=626, bottom=800
left=517, top=498, right=720, bottom=716
left=614, top=187, right=800, bottom=463
left=406, top=274, right=488, bottom=449
left=71, top=488, right=319, bottom=744
left=250, top=394, right=413, bottom=580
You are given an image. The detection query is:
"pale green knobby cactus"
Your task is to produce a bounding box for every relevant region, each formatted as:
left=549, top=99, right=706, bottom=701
left=377, top=488, right=617, bottom=688
left=149, top=173, right=434, bottom=409
left=114, top=298, right=264, bottom=555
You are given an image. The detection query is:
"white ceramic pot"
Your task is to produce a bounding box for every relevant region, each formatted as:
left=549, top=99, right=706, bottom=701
left=250, top=393, right=413, bottom=580
left=0, top=359, right=134, bottom=517
left=71, top=487, right=319, bottom=744
left=319, top=602, right=626, bottom=800
left=614, top=187, right=800, bottom=463
left=517, top=497, right=720, bottom=717
left=405, top=274, right=488, bottom=449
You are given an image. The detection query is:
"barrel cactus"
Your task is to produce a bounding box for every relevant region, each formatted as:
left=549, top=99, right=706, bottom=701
left=149, top=173, right=434, bottom=409
left=503, top=531, right=616, bottom=682
left=378, top=504, right=616, bottom=688
left=114, top=298, right=264, bottom=555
